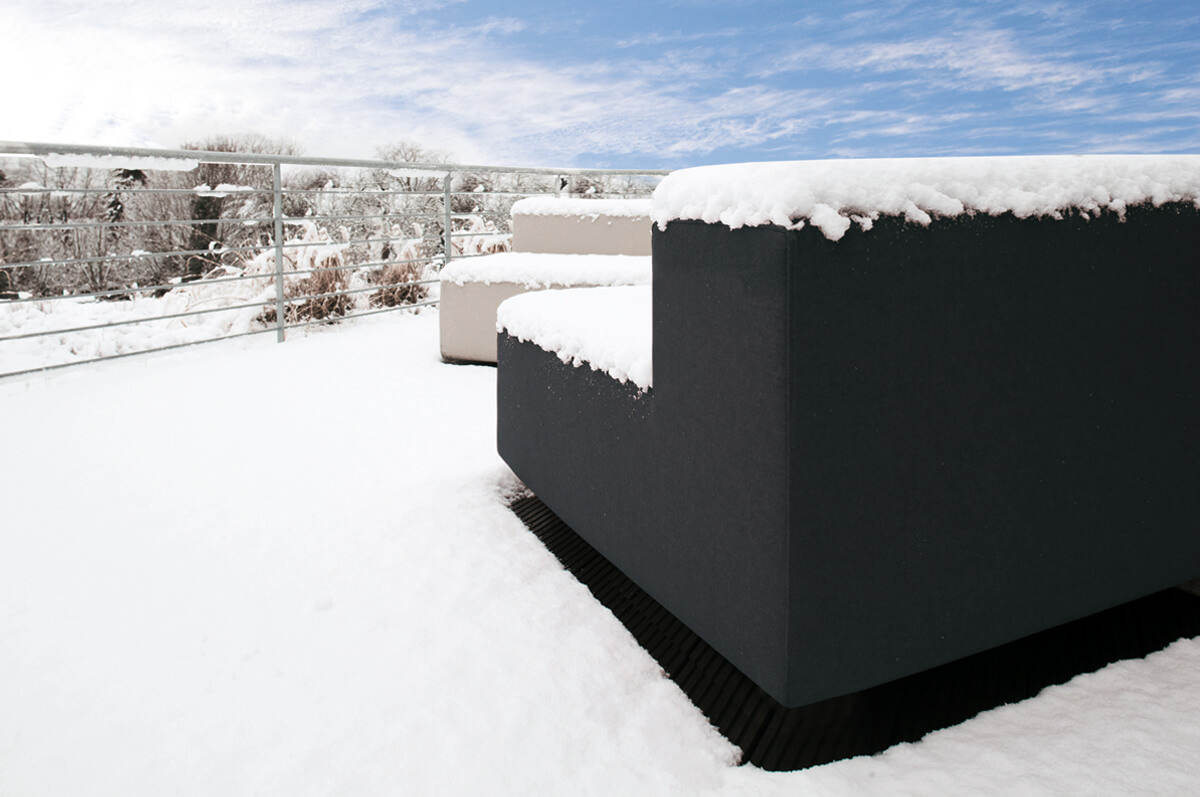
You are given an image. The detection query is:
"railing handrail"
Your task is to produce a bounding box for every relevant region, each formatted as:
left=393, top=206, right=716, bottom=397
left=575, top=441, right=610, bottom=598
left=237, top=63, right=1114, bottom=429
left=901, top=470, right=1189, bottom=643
left=0, top=140, right=671, bottom=178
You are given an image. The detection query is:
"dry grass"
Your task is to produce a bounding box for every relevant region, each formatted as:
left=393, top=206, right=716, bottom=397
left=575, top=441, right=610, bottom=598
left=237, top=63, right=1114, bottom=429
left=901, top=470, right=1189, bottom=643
left=369, top=261, right=427, bottom=308
left=292, top=267, right=353, bottom=321
left=258, top=264, right=353, bottom=325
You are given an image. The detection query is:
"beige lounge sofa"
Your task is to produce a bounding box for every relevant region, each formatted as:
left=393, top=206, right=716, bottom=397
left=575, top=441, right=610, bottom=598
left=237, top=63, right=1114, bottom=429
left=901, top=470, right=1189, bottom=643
left=439, top=198, right=652, bottom=363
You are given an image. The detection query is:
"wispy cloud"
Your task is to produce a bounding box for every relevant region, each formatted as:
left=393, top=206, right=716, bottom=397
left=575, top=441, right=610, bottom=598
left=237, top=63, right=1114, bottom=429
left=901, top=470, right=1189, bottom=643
left=2, top=0, right=1198, bottom=166
left=467, top=17, right=528, bottom=36
left=615, top=28, right=743, bottom=49
left=761, top=28, right=1141, bottom=96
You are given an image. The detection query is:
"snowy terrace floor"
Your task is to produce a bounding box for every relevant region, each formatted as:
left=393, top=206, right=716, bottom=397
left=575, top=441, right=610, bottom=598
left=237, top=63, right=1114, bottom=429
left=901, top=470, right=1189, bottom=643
left=3, top=310, right=1200, bottom=796
left=513, top=495, right=1200, bottom=773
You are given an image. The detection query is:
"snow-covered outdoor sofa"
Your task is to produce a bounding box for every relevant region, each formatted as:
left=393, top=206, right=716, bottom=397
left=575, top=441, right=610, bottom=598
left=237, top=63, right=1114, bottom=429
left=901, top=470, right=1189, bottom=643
left=496, top=156, right=1200, bottom=708
left=439, top=198, right=651, bottom=363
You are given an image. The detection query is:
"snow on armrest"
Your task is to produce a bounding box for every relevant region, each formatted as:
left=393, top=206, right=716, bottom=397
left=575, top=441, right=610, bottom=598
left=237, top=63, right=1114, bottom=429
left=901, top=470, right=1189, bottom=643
left=497, top=285, right=652, bottom=390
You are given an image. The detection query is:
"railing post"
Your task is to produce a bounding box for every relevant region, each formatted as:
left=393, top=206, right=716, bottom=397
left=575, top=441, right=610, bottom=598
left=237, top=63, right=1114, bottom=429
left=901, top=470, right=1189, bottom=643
left=443, top=172, right=453, bottom=269
left=272, top=162, right=285, bottom=342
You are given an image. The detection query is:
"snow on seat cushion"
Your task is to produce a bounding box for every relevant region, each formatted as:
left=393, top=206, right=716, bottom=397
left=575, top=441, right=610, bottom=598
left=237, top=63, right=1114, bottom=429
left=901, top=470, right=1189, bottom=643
left=438, top=253, right=649, bottom=364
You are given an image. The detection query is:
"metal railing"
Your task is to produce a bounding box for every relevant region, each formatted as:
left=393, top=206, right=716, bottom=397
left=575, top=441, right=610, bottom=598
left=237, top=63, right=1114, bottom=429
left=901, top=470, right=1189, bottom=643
left=0, top=141, right=666, bottom=379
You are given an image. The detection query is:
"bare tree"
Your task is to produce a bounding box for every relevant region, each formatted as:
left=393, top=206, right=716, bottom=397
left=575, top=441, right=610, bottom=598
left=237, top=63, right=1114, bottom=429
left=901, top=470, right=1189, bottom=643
left=179, top=134, right=304, bottom=278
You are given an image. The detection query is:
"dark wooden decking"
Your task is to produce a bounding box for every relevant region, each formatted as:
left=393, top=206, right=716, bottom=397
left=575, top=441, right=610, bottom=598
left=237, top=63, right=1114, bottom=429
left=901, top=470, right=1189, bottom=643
left=510, top=494, right=1200, bottom=771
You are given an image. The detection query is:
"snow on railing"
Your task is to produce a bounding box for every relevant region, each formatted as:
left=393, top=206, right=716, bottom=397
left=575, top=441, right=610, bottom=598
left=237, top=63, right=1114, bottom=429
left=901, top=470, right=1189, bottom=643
left=0, top=141, right=665, bottom=378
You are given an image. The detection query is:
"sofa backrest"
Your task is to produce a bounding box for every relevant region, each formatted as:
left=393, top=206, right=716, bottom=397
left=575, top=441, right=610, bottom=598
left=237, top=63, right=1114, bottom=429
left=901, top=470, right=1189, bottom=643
left=510, top=197, right=651, bottom=255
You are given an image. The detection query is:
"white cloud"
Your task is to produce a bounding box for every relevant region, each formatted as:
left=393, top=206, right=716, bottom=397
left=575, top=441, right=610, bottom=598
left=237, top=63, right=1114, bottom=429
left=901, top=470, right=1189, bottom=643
left=614, top=28, right=743, bottom=49
left=762, top=29, right=1103, bottom=95
left=0, top=0, right=838, bottom=165
left=2, top=1, right=508, bottom=160
left=2, top=0, right=1198, bottom=167
left=468, top=17, right=528, bottom=36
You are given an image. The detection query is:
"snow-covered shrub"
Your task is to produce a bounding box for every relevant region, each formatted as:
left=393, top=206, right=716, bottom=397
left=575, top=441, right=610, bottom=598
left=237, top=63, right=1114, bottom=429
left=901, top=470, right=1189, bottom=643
left=288, top=266, right=353, bottom=322
left=451, top=214, right=511, bottom=256
left=246, top=220, right=352, bottom=324
left=369, top=260, right=426, bottom=308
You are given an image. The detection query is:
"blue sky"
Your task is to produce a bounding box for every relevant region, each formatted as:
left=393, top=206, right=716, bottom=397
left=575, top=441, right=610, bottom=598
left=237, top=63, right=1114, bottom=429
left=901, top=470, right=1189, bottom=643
left=5, top=0, right=1199, bottom=168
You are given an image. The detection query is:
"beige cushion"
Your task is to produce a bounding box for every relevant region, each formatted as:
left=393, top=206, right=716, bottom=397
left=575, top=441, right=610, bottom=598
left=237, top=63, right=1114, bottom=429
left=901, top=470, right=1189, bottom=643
left=511, top=203, right=651, bottom=256
left=439, top=280, right=530, bottom=363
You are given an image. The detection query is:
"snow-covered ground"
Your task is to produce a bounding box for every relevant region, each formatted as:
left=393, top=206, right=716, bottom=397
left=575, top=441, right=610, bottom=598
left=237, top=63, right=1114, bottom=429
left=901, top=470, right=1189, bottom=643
left=0, top=290, right=276, bottom=375
left=2, top=310, right=1199, bottom=796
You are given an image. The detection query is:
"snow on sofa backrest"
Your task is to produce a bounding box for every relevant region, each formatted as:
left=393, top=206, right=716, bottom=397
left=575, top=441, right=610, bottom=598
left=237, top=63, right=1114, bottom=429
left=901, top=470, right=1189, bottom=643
left=651, top=154, right=1200, bottom=238
left=511, top=197, right=652, bottom=255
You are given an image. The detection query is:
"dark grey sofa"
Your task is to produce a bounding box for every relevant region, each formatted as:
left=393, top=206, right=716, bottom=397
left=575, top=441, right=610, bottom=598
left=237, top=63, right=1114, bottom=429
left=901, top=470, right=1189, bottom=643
left=497, top=202, right=1200, bottom=707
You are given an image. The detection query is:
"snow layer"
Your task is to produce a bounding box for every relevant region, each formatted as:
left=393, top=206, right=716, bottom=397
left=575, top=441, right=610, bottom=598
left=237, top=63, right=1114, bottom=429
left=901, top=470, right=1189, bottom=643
left=2, top=312, right=1199, bottom=795
left=440, top=252, right=651, bottom=289
left=193, top=183, right=257, bottom=196
left=40, top=152, right=201, bottom=171
left=511, top=196, right=652, bottom=218
left=652, top=155, right=1200, bottom=240
left=0, top=315, right=729, bottom=796
left=498, top=285, right=652, bottom=390
left=387, top=167, right=450, bottom=180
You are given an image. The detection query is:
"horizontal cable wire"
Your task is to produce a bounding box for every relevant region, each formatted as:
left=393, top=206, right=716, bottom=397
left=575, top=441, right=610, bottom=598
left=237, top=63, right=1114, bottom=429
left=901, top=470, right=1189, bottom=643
left=0, top=298, right=282, bottom=342
left=0, top=210, right=464, bottom=234
left=0, top=187, right=275, bottom=197
left=1, top=277, right=438, bottom=342
left=0, top=140, right=672, bottom=176
left=1, top=254, right=440, bottom=306
left=0, top=186, right=451, bottom=199
left=278, top=280, right=437, bottom=307
left=448, top=230, right=511, bottom=238
left=0, top=325, right=279, bottom=379
left=3, top=271, right=276, bottom=305
left=0, top=216, right=272, bottom=232
left=1, top=232, right=441, bottom=271
left=0, top=300, right=438, bottom=380
left=280, top=299, right=438, bottom=334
